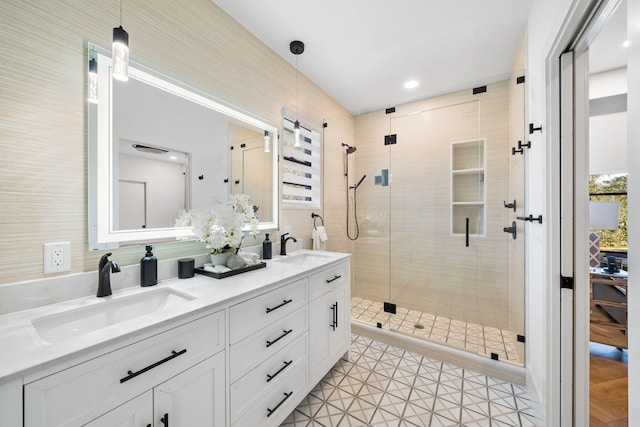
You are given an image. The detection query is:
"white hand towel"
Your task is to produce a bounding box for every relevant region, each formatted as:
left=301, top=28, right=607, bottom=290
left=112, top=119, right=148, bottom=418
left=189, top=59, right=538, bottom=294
left=312, top=228, right=326, bottom=251
left=316, top=226, right=328, bottom=242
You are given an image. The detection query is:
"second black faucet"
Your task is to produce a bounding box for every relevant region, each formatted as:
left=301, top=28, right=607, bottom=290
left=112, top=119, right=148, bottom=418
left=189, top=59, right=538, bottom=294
left=280, top=233, right=297, bottom=256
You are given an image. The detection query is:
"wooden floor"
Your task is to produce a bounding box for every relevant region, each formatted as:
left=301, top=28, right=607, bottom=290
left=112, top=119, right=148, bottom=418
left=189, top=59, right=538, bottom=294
left=590, top=342, right=628, bottom=426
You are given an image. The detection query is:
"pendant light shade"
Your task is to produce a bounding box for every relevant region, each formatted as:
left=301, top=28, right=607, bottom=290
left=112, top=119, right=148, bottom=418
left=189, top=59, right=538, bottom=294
left=264, top=130, right=271, bottom=153
left=88, top=57, right=98, bottom=104
left=112, top=25, right=129, bottom=81
left=290, top=40, right=304, bottom=148
left=293, top=121, right=301, bottom=147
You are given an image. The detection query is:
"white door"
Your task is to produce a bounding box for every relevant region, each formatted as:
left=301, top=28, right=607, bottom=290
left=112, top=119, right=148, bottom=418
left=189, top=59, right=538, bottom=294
left=119, top=180, right=146, bottom=230
left=153, top=352, right=226, bottom=427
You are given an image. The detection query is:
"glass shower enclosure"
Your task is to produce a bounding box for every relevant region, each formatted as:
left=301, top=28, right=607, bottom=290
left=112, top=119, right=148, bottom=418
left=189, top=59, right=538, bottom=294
left=351, top=80, right=525, bottom=366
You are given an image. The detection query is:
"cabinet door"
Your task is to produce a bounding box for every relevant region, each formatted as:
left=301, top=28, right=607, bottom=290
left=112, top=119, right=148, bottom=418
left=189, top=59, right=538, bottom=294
left=310, top=286, right=348, bottom=384
left=84, top=391, right=152, bottom=427
left=153, top=352, right=225, bottom=427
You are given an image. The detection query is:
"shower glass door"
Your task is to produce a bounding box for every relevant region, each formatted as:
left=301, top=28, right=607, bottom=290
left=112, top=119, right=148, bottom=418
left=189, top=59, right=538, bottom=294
left=387, top=101, right=483, bottom=356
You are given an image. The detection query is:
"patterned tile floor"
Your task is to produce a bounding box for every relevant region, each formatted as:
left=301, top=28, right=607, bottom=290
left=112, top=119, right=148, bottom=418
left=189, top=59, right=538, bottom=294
left=281, top=334, right=541, bottom=427
left=351, top=298, right=522, bottom=366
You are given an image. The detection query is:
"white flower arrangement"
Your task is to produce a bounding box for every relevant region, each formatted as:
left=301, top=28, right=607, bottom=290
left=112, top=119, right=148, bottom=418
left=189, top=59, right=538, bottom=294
left=175, top=194, right=259, bottom=255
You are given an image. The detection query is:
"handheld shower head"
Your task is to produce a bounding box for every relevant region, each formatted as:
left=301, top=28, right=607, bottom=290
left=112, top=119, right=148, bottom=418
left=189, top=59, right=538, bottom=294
left=341, top=143, right=357, bottom=154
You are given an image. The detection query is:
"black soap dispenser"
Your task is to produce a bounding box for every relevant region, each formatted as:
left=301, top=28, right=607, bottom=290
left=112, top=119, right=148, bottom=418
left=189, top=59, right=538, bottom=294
left=262, top=234, right=272, bottom=259
left=140, top=245, right=158, bottom=287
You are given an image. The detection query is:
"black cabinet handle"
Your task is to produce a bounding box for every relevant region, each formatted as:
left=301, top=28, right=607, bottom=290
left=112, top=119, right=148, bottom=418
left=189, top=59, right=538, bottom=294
left=326, top=275, right=341, bottom=283
left=266, top=329, right=292, bottom=348
left=266, top=391, right=293, bottom=417
left=266, top=299, right=293, bottom=313
left=120, top=349, right=187, bottom=383
left=335, top=301, right=339, bottom=328
left=160, top=413, right=169, bottom=426
left=330, top=304, right=336, bottom=331
left=266, top=360, right=293, bottom=382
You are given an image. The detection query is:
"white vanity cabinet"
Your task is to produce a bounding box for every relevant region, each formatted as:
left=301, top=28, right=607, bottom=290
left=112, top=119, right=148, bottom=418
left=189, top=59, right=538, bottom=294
left=229, top=277, right=310, bottom=427
left=309, top=261, right=350, bottom=385
left=23, top=310, right=225, bottom=427
left=85, top=352, right=226, bottom=427
left=3, top=252, right=352, bottom=427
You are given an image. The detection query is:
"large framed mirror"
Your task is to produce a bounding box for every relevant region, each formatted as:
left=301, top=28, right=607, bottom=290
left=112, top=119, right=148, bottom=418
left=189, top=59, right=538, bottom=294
left=88, top=44, right=279, bottom=249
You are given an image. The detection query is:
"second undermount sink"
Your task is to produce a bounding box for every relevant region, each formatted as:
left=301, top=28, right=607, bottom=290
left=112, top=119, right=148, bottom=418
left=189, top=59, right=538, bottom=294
left=273, top=251, right=332, bottom=266
left=32, top=288, right=195, bottom=342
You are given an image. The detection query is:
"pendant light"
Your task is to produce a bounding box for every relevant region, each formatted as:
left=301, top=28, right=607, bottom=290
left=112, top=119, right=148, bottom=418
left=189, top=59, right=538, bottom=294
left=88, top=56, right=98, bottom=104
left=290, top=40, right=304, bottom=147
left=112, top=0, right=129, bottom=81
left=264, top=130, right=271, bottom=153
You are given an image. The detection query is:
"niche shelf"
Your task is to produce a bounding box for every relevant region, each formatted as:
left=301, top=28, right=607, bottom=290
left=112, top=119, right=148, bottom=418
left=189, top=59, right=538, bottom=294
left=451, top=139, right=486, bottom=236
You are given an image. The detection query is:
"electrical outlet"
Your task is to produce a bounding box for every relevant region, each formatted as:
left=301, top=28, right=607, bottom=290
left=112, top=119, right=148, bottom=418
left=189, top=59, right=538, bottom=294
left=44, top=242, right=71, bottom=274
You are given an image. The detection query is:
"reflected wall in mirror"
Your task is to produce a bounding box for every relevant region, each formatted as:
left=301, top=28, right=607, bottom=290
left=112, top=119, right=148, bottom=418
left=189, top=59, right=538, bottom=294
left=88, top=44, right=279, bottom=249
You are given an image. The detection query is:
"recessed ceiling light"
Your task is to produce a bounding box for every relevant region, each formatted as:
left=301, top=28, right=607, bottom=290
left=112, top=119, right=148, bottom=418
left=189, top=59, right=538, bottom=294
left=623, top=40, right=630, bottom=47
left=404, top=80, right=419, bottom=89
left=169, top=156, right=178, bottom=160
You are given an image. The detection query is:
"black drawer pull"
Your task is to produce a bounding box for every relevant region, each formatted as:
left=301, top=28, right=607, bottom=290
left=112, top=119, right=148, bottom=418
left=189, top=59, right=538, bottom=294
left=266, top=299, right=293, bottom=313
left=266, top=391, right=293, bottom=417
left=160, top=413, right=169, bottom=426
left=120, top=349, right=187, bottom=383
left=326, top=275, right=342, bottom=284
left=266, top=360, right=293, bottom=382
left=266, top=329, right=292, bottom=348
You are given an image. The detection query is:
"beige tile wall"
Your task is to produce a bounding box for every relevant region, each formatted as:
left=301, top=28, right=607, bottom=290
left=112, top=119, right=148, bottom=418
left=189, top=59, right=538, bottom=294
left=0, top=0, right=354, bottom=285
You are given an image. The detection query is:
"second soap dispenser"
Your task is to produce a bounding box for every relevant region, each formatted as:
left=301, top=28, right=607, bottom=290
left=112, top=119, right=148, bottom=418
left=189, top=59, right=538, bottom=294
left=140, top=245, right=158, bottom=287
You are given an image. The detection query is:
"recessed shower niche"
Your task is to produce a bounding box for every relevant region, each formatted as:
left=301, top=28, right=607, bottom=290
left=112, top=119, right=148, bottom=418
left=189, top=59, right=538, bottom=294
left=451, top=138, right=486, bottom=236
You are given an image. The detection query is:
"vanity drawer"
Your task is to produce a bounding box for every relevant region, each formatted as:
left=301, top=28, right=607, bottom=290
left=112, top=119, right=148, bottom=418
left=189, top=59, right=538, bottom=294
left=230, top=277, right=308, bottom=344
left=232, top=358, right=308, bottom=427
left=230, top=306, right=308, bottom=383
left=24, top=311, right=224, bottom=427
left=309, top=261, right=348, bottom=299
left=230, top=333, right=308, bottom=424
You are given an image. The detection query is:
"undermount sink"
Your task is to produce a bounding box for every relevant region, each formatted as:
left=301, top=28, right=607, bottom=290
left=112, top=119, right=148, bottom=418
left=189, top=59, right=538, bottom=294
left=273, top=251, right=332, bottom=266
left=32, top=288, right=195, bottom=342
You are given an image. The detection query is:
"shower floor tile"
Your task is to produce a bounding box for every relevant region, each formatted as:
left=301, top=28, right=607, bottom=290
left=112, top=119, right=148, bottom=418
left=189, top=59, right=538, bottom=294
left=280, top=334, right=541, bottom=427
left=350, top=298, right=523, bottom=366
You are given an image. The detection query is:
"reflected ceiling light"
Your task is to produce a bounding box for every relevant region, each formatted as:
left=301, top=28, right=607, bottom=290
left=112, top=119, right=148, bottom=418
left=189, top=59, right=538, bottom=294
left=112, top=0, right=129, bottom=81
left=404, top=80, right=419, bottom=89
left=132, top=144, right=168, bottom=154
left=169, top=155, right=178, bottom=160
left=290, top=40, right=304, bottom=147
left=264, top=130, right=271, bottom=153
left=623, top=40, right=630, bottom=47
left=88, top=56, right=98, bottom=104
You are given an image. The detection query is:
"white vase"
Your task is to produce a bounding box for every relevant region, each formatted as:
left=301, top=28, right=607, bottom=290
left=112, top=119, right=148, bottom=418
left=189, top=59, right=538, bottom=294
left=210, top=252, right=231, bottom=266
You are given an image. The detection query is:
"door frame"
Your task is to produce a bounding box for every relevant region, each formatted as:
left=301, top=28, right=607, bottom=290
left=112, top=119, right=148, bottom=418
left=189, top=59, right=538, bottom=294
left=549, top=0, right=624, bottom=424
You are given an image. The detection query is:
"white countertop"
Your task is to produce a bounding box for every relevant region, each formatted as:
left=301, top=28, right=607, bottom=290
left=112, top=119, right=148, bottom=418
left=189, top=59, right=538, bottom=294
left=0, top=250, right=350, bottom=382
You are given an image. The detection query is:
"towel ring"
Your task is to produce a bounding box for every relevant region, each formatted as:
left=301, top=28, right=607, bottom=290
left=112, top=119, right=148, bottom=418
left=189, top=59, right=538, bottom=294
left=311, top=213, right=324, bottom=230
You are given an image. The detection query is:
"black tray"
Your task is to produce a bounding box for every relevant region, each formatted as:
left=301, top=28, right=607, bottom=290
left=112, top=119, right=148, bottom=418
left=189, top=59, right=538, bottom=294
left=194, top=261, right=266, bottom=279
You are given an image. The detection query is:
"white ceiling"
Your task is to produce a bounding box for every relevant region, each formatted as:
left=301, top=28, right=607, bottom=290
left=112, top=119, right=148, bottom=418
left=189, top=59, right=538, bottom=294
left=590, top=0, right=628, bottom=74
left=213, top=0, right=532, bottom=115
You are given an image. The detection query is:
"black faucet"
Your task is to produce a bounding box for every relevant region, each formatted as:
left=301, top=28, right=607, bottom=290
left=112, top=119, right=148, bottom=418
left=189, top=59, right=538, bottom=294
left=280, top=233, right=298, bottom=256
left=97, top=253, right=121, bottom=297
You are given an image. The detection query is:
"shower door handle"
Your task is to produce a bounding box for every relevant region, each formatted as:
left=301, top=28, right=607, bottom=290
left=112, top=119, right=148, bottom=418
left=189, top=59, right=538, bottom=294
left=465, top=218, right=470, bottom=247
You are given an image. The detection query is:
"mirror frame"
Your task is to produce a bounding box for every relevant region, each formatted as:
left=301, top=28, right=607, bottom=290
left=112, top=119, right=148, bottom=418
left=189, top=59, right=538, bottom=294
left=88, top=44, right=279, bottom=248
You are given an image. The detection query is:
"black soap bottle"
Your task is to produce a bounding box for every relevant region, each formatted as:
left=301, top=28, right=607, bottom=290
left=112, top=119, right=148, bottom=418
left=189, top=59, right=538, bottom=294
left=262, top=234, right=272, bottom=259
left=140, top=245, right=158, bottom=287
